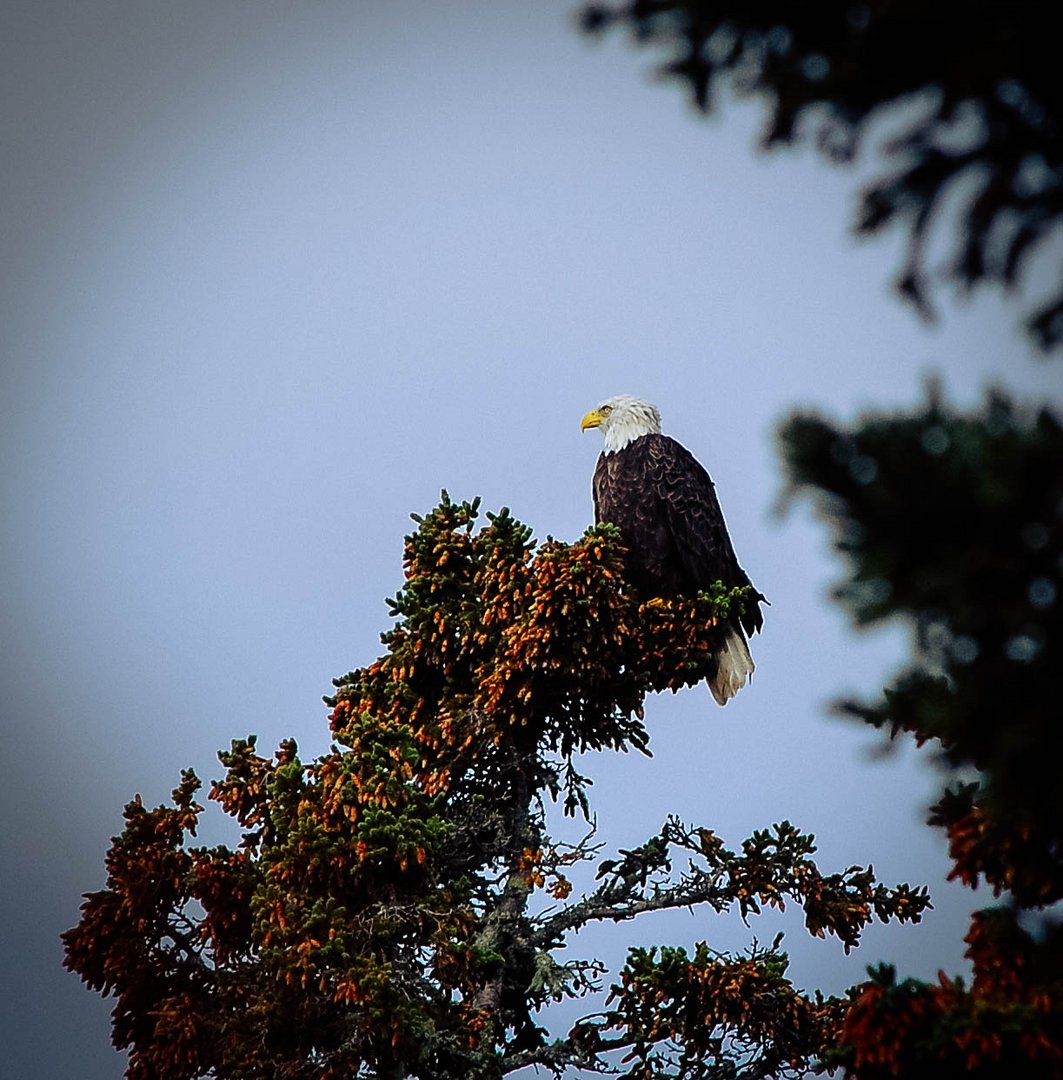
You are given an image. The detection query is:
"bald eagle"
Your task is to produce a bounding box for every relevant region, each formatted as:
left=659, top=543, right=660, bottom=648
left=581, top=395, right=764, bottom=705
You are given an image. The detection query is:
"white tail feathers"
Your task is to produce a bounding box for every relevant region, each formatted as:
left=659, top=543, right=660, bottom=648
left=709, top=627, right=755, bottom=706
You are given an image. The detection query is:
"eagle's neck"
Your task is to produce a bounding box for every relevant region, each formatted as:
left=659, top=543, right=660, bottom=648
left=602, top=417, right=659, bottom=454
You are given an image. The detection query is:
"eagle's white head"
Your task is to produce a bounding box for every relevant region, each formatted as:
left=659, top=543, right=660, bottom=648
left=580, top=395, right=662, bottom=454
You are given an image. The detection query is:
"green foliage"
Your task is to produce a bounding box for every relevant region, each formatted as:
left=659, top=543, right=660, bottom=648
left=780, top=387, right=1063, bottom=904
left=582, top=1, right=1063, bottom=348
left=780, top=386, right=1063, bottom=1073
left=602, top=940, right=843, bottom=1079
left=825, top=911, right=1063, bottom=1077
left=64, top=495, right=925, bottom=1079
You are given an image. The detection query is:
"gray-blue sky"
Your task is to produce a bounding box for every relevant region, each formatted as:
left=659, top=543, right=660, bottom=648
left=2, top=2, right=1060, bottom=1077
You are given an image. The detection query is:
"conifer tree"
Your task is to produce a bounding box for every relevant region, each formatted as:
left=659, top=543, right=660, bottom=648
left=780, top=389, right=1063, bottom=1076
left=64, top=497, right=929, bottom=1079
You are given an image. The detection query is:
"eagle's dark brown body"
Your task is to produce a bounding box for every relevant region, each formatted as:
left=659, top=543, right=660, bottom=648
left=592, top=433, right=764, bottom=639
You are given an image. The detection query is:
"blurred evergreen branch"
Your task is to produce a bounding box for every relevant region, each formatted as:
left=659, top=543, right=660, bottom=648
left=582, top=0, right=1063, bottom=350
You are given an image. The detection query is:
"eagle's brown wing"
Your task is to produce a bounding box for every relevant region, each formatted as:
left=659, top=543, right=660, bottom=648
left=646, top=435, right=765, bottom=637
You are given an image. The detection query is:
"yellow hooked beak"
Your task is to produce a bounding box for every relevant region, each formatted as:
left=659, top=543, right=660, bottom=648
left=580, top=409, right=605, bottom=432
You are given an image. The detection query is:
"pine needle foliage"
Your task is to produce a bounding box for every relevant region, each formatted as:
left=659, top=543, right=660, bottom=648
left=781, top=388, right=1063, bottom=1076
left=65, top=494, right=926, bottom=1079
left=581, top=1, right=1063, bottom=350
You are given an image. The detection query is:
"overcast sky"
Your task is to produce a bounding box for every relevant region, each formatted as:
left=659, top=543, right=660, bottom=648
left=2, top=3, right=1060, bottom=1077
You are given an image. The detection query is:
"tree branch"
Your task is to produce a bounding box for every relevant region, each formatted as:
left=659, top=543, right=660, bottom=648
left=532, top=869, right=729, bottom=947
